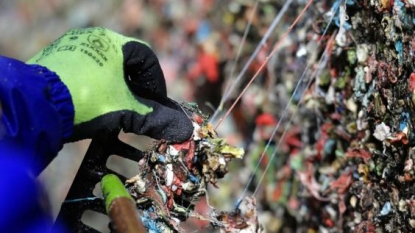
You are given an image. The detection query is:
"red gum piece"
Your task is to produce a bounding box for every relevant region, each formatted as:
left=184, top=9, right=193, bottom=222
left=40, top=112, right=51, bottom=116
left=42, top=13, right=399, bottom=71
left=330, top=68, right=338, bottom=78
left=388, top=132, right=409, bottom=144
left=160, top=185, right=174, bottom=209
left=173, top=140, right=195, bottom=170
left=316, top=135, right=328, bottom=158
left=316, top=124, right=332, bottom=157
left=172, top=140, right=196, bottom=170
left=192, top=113, right=204, bottom=125
left=255, top=113, right=277, bottom=126
left=175, top=186, right=183, bottom=196
left=409, top=73, right=415, bottom=91
left=172, top=176, right=183, bottom=196
left=172, top=175, right=182, bottom=185
left=167, top=198, right=174, bottom=209
left=172, top=140, right=191, bottom=151
left=325, top=218, right=334, bottom=227
left=345, top=148, right=372, bottom=163
left=331, top=172, right=352, bottom=194
left=186, top=141, right=196, bottom=170
left=272, top=178, right=287, bottom=201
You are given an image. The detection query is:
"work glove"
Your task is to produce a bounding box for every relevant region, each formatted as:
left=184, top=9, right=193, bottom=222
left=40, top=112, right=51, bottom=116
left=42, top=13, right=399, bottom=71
left=27, top=27, right=193, bottom=143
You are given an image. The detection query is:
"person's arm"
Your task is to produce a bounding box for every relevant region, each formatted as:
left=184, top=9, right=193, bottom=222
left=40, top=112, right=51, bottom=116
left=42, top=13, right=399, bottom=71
left=0, top=58, right=71, bottom=232
left=0, top=56, right=74, bottom=175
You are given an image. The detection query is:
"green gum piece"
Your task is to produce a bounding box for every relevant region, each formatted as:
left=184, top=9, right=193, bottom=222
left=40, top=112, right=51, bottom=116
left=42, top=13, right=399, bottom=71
left=101, top=174, right=133, bottom=213
left=211, top=138, right=245, bottom=159
left=219, top=145, right=245, bottom=159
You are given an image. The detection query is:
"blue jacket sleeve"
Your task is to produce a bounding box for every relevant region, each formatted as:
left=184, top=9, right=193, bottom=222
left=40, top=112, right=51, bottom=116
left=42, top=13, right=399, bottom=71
left=0, top=56, right=74, bottom=175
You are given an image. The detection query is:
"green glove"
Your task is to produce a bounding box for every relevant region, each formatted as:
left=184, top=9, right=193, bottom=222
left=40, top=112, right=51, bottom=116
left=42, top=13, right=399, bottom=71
left=27, top=27, right=192, bottom=142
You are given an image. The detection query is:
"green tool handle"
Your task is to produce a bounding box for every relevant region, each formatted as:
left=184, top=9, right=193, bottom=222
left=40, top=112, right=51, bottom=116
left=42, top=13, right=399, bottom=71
left=101, top=174, right=146, bottom=233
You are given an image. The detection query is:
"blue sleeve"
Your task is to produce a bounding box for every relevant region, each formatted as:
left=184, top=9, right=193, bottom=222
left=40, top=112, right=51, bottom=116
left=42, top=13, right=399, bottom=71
left=0, top=56, right=74, bottom=175
left=0, top=158, right=69, bottom=233
left=0, top=56, right=73, bottom=232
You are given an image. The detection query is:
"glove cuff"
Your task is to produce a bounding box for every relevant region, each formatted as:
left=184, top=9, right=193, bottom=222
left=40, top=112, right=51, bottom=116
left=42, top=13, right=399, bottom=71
left=28, top=64, right=75, bottom=139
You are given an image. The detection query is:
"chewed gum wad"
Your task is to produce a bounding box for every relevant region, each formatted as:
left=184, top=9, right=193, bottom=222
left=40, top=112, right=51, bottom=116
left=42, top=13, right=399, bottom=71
left=125, top=104, right=245, bottom=232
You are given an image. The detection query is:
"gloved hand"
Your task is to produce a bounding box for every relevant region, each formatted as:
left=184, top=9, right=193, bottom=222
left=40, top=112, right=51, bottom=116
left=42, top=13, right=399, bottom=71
left=27, top=27, right=192, bottom=142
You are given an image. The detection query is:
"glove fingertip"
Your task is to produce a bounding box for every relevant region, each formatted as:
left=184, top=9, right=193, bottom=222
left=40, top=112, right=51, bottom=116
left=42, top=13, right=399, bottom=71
left=163, top=116, right=194, bottom=143
left=128, top=97, right=194, bottom=143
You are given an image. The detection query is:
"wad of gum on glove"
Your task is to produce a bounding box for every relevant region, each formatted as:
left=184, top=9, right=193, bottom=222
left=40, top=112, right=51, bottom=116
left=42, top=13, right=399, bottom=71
left=124, top=103, right=260, bottom=232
